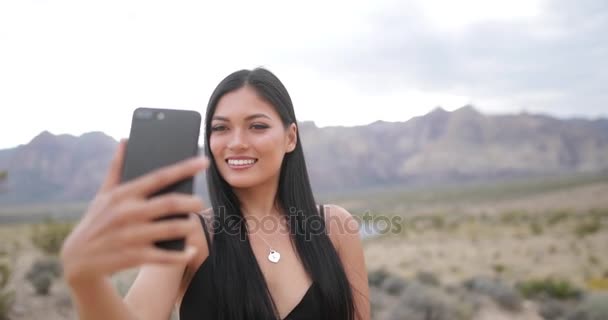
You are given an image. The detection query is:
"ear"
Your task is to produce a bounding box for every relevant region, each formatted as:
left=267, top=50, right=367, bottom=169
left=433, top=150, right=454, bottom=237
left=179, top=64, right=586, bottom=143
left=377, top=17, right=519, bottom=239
left=285, top=123, right=297, bottom=153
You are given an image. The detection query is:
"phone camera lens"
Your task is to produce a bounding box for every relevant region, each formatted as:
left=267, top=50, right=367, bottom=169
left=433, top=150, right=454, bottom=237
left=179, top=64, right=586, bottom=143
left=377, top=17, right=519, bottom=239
left=136, top=109, right=153, bottom=119
left=156, top=112, right=165, bottom=120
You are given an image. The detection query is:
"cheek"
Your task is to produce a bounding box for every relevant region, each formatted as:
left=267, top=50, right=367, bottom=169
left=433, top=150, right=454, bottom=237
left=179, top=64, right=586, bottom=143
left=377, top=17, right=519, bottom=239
left=253, top=132, right=285, bottom=156
left=209, top=136, right=225, bottom=161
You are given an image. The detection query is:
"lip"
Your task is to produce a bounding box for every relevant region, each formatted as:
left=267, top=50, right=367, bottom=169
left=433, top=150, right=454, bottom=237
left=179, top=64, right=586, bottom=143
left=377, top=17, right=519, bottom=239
left=225, top=157, right=258, bottom=170
left=225, top=156, right=258, bottom=161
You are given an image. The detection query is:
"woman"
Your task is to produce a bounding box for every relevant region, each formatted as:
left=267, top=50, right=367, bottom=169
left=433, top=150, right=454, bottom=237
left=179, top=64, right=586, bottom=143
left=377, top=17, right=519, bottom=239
left=60, top=68, right=370, bottom=320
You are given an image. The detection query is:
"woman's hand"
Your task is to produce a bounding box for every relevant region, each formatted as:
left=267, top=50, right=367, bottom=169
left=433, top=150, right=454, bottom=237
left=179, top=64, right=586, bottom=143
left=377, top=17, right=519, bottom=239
left=60, top=140, right=209, bottom=287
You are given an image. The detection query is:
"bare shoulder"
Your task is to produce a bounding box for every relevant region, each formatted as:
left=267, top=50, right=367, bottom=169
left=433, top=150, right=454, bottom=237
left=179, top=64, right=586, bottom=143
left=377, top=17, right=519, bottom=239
left=322, top=204, right=371, bottom=319
left=321, top=204, right=360, bottom=253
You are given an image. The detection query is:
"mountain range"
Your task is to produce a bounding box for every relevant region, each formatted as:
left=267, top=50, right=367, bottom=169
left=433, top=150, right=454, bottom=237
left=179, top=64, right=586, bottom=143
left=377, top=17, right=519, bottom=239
left=1, top=106, right=607, bottom=205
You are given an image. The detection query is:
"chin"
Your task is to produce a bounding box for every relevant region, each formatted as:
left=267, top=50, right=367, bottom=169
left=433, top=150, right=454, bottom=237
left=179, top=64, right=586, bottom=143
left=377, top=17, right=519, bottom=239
left=226, top=179, right=259, bottom=189
left=222, top=175, right=262, bottom=189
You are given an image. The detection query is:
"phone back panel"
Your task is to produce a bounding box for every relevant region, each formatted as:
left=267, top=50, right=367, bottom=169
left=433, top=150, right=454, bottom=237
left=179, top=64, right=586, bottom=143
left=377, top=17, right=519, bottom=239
left=121, top=108, right=201, bottom=250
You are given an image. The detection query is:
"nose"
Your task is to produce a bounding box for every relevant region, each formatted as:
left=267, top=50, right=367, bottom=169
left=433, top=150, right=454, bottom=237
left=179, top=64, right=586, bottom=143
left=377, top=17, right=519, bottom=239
left=227, top=128, right=248, bottom=151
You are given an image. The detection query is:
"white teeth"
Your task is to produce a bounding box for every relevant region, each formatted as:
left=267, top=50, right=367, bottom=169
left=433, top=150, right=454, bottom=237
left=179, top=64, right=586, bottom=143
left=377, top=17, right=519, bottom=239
left=228, top=159, right=256, bottom=166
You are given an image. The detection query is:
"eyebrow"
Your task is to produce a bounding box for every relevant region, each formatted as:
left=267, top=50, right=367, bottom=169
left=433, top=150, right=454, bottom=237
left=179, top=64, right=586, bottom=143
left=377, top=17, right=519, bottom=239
left=212, top=113, right=272, bottom=122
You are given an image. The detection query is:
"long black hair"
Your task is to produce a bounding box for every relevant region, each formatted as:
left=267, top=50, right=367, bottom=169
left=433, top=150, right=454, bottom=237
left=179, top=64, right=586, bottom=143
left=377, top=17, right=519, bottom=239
left=203, top=68, right=356, bottom=320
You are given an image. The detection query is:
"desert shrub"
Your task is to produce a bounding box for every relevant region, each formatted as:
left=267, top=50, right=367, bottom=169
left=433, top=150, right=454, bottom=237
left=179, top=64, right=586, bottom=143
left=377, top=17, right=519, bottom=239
left=517, top=278, right=582, bottom=300
left=369, top=287, right=386, bottom=319
left=0, top=265, right=8, bottom=289
left=30, top=218, right=73, bottom=255
left=387, top=282, right=473, bottom=320
left=368, top=269, right=390, bottom=288
left=0, top=263, right=14, bottom=320
left=492, top=264, right=506, bottom=275
left=382, top=274, right=408, bottom=296
left=530, top=221, right=544, bottom=235
left=500, top=210, right=529, bottom=225
left=547, top=210, right=571, bottom=226
left=29, top=271, right=53, bottom=295
left=538, top=298, right=572, bottom=320
left=588, top=255, right=600, bottom=265
left=26, top=257, right=62, bottom=295
left=566, top=293, right=608, bottom=320
left=463, top=276, right=523, bottom=312
left=415, top=271, right=440, bottom=287
left=27, top=257, right=62, bottom=279
left=0, top=291, right=14, bottom=320
left=575, top=218, right=601, bottom=237
left=587, top=278, right=608, bottom=291
left=588, top=208, right=608, bottom=219
left=431, top=215, right=445, bottom=230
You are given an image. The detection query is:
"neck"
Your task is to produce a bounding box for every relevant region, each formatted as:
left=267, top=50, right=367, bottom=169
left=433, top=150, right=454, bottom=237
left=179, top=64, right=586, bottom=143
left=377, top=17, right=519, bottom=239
left=233, top=175, right=282, bottom=221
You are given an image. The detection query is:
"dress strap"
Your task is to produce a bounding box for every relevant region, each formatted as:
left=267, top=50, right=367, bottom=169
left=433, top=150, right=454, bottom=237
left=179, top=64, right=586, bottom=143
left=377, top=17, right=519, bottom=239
left=318, top=204, right=325, bottom=220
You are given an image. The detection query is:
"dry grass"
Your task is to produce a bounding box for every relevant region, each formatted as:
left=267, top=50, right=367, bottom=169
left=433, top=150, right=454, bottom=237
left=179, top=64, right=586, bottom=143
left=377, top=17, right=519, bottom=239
left=1, top=179, right=607, bottom=319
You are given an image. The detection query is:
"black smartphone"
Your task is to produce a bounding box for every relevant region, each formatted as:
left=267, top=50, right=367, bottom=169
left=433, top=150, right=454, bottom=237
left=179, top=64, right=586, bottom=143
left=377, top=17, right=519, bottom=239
left=121, top=107, right=201, bottom=251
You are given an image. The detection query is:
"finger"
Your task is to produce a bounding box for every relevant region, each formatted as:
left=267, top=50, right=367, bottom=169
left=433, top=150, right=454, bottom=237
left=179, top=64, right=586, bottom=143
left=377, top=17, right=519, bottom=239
left=116, top=194, right=204, bottom=224
left=99, top=139, right=128, bottom=193
left=118, top=156, right=208, bottom=198
left=112, top=214, right=198, bottom=247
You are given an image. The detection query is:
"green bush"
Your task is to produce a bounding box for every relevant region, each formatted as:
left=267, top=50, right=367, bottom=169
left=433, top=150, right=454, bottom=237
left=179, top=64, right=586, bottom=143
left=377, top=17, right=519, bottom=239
left=538, top=298, right=570, bottom=320
left=575, top=218, right=601, bottom=237
left=530, top=221, right=544, bottom=235
left=387, top=282, right=473, bottom=320
left=463, top=276, right=523, bottom=312
left=30, top=218, right=73, bottom=255
left=0, top=263, right=14, bottom=320
left=567, top=292, right=608, bottom=320
left=547, top=210, right=571, bottom=226
left=492, top=264, right=506, bottom=274
left=368, top=269, right=390, bottom=288
left=517, top=278, right=582, bottom=300
left=0, top=291, right=14, bottom=320
left=0, top=265, right=9, bottom=289
left=26, top=257, right=62, bottom=295
left=29, top=271, right=53, bottom=295
left=415, top=271, right=440, bottom=287
left=383, top=275, right=409, bottom=296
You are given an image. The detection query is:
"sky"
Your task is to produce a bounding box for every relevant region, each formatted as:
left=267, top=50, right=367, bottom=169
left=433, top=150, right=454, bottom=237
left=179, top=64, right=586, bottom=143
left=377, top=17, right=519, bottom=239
left=0, top=0, right=606, bottom=149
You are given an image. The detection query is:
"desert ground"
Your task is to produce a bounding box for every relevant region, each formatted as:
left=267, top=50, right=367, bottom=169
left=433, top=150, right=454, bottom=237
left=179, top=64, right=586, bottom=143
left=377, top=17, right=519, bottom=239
left=1, top=173, right=607, bottom=319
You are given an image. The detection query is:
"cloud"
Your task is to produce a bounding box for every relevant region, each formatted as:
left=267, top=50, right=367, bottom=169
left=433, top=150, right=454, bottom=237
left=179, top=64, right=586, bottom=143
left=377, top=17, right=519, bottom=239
left=280, top=0, right=608, bottom=116
left=0, top=0, right=605, bottom=149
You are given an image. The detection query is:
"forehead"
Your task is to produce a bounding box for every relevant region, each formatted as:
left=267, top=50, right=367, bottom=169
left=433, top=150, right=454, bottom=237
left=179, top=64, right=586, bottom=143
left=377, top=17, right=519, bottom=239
left=213, top=86, right=279, bottom=121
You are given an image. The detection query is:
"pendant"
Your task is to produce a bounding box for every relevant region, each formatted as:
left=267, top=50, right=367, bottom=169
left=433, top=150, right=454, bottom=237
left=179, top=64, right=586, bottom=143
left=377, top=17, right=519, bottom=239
left=268, top=249, right=281, bottom=263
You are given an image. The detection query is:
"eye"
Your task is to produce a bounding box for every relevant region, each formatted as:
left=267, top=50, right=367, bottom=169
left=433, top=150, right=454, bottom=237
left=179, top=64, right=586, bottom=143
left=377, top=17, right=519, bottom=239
left=251, top=124, right=269, bottom=130
left=211, top=125, right=227, bottom=132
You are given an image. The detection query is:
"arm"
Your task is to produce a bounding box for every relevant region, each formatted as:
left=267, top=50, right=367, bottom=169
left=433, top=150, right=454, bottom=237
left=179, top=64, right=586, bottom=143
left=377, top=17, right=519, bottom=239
left=325, top=204, right=371, bottom=320
left=68, top=277, right=141, bottom=320
left=67, top=263, right=188, bottom=320
left=124, top=210, right=212, bottom=320
left=60, top=141, right=208, bottom=320
left=125, top=264, right=192, bottom=320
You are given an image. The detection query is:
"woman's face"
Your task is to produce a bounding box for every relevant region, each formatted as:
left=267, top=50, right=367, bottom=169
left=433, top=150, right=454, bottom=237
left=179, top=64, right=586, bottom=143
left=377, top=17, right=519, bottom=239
left=209, top=86, right=297, bottom=189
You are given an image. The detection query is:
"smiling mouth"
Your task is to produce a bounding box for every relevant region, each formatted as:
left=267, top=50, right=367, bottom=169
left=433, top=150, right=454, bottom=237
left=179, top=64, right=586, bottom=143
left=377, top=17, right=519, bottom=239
left=226, top=158, right=258, bottom=167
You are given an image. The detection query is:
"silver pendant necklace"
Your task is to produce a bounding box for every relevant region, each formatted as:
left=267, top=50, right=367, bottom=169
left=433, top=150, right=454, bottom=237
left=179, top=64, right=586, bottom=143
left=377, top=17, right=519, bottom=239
left=251, top=232, right=281, bottom=263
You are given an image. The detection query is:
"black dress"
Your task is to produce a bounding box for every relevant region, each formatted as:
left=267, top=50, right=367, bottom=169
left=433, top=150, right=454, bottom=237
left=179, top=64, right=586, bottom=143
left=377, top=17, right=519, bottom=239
left=179, top=206, right=325, bottom=320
